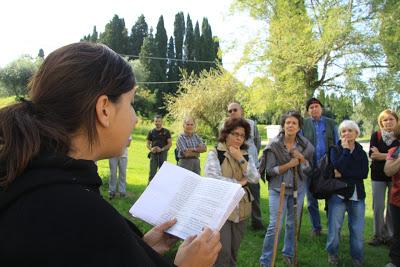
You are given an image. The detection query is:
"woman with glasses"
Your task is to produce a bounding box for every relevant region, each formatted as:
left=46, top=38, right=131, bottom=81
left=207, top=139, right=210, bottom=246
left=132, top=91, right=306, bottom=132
left=204, top=117, right=260, bottom=267
left=259, top=110, right=314, bottom=267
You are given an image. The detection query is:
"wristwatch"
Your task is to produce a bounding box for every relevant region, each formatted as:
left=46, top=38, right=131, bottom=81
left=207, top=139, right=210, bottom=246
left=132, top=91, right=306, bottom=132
left=239, top=159, right=246, bottom=165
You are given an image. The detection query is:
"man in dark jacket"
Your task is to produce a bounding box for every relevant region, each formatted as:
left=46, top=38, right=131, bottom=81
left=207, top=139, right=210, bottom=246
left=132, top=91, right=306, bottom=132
left=302, top=97, right=338, bottom=236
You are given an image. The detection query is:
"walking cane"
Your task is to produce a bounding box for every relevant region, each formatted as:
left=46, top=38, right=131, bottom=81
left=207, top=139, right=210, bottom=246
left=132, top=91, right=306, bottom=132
left=271, top=182, right=286, bottom=267
left=297, top=205, right=303, bottom=241
left=293, top=167, right=299, bottom=267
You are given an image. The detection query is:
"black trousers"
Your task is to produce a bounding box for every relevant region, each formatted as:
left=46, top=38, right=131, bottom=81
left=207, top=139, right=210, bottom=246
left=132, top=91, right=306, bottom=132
left=390, top=204, right=400, bottom=266
left=248, top=182, right=263, bottom=227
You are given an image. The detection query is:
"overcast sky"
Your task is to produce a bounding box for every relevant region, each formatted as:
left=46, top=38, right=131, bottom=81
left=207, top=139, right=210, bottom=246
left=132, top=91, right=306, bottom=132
left=0, top=0, right=265, bottom=83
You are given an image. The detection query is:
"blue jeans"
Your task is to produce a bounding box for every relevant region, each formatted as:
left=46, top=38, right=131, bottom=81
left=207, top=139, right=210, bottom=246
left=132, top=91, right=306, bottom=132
left=260, top=189, right=305, bottom=266
left=326, top=194, right=365, bottom=261
left=306, top=176, right=322, bottom=232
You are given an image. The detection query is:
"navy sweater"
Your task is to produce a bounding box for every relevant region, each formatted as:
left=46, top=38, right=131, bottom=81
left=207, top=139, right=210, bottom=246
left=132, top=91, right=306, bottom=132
left=330, top=141, right=369, bottom=200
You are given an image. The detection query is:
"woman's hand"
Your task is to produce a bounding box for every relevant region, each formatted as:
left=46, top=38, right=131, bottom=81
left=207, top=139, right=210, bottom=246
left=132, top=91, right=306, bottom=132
left=239, top=177, right=248, bottom=186
left=291, top=149, right=305, bottom=163
left=334, top=169, right=342, bottom=178
left=370, top=146, right=386, bottom=160
left=228, top=146, right=244, bottom=162
left=174, top=228, right=221, bottom=267
left=341, top=138, right=350, bottom=149
left=143, top=219, right=179, bottom=255
left=288, top=158, right=300, bottom=168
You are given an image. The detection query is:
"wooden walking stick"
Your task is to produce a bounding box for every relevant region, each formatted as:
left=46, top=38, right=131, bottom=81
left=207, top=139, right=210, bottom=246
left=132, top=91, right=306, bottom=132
left=271, top=182, right=286, bottom=267
left=293, top=167, right=299, bottom=267
left=297, top=205, right=303, bottom=241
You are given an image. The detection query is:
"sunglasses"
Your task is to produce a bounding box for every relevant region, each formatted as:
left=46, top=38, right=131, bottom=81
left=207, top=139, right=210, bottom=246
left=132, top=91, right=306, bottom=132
left=228, top=108, right=238, bottom=113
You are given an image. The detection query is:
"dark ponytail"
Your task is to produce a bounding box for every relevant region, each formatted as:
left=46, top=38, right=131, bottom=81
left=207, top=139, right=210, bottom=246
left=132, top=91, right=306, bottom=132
left=0, top=42, right=135, bottom=187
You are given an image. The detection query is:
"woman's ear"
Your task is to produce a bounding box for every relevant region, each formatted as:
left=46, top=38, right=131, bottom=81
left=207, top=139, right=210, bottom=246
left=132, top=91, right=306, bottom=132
left=96, top=95, right=112, bottom=128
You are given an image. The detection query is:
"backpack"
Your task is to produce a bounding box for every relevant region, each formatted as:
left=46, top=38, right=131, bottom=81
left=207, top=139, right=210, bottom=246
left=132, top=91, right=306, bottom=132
left=258, top=149, right=268, bottom=183
left=309, top=146, right=347, bottom=199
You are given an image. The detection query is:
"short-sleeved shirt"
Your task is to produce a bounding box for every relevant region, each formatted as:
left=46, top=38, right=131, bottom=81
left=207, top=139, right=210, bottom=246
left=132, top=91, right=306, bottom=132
left=387, top=146, right=400, bottom=207
left=147, top=128, right=171, bottom=148
left=176, top=133, right=204, bottom=158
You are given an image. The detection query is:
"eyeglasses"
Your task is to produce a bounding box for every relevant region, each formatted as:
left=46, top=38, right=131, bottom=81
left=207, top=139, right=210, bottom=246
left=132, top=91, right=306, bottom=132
left=228, top=108, right=238, bottom=113
left=230, top=132, right=245, bottom=139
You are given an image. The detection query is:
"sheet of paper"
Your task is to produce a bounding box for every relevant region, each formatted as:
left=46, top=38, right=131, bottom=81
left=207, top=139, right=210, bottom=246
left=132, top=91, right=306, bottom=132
left=129, top=162, right=244, bottom=239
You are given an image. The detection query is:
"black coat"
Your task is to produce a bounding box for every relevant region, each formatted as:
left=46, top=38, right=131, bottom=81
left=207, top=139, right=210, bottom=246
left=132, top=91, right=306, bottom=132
left=369, top=131, right=400, bottom=182
left=0, top=154, right=174, bottom=267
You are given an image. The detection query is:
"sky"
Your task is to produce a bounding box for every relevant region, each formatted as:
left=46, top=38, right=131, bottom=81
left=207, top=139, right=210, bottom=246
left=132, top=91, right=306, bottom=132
left=0, top=0, right=265, bottom=84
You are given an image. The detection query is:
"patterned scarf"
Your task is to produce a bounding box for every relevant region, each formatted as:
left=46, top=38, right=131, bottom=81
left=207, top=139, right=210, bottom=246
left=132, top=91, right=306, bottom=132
left=382, top=130, right=396, bottom=146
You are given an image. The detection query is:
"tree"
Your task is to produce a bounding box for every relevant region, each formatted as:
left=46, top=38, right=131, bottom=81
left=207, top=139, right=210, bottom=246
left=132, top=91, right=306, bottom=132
left=184, top=14, right=195, bottom=74
left=37, top=49, right=44, bottom=59
left=140, top=29, right=166, bottom=113
left=174, top=12, right=185, bottom=72
left=0, top=55, right=40, bottom=97
left=154, top=15, right=168, bottom=85
left=166, top=67, right=245, bottom=138
left=193, top=21, right=201, bottom=75
left=376, top=0, right=400, bottom=72
left=167, top=36, right=178, bottom=94
left=233, top=0, right=386, bottom=112
left=99, top=14, right=129, bottom=54
left=90, top=26, right=98, bottom=43
left=129, top=14, right=148, bottom=57
left=128, top=60, right=156, bottom=117
left=199, top=17, right=215, bottom=71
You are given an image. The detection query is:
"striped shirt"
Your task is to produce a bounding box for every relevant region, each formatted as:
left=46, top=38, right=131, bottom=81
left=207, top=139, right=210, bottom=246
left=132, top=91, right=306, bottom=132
left=176, top=133, right=205, bottom=159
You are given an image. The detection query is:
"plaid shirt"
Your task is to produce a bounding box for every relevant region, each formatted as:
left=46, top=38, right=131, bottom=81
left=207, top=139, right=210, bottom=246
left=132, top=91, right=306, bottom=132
left=176, top=133, right=205, bottom=158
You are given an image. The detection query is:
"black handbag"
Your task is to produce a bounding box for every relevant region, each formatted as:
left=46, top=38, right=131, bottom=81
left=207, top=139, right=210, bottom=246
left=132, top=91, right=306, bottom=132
left=309, top=146, right=347, bottom=199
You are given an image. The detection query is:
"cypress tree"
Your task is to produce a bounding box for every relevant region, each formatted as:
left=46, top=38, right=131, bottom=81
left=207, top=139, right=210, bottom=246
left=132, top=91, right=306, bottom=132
left=193, top=21, right=201, bottom=75
left=167, top=36, right=178, bottom=94
left=154, top=15, right=168, bottom=86
left=129, top=14, right=148, bottom=57
left=99, top=14, right=129, bottom=54
left=140, top=28, right=165, bottom=112
left=200, top=17, right=215, bottom=71
left=174, top=12, right=185, bottom=71
left=38, top=48, right=44, bottom=58
left=184, top=14, right=195, bottom=74
left=91, top=26, right=98, bottom=43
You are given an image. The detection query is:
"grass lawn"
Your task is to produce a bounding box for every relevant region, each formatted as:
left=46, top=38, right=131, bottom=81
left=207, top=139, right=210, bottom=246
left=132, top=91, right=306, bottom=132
left=96, top=127, right=390, bottom=267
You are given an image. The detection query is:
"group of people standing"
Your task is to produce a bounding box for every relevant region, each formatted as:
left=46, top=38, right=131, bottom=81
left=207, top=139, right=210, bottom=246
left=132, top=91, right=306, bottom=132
left=0, top=42, right=399, bottom=267
left=143, top=97, right=400, bottom=267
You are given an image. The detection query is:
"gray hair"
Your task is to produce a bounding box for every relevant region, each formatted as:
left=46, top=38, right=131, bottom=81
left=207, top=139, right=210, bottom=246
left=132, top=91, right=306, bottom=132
left=338, top=120, right=360, bottom=136
left=183, top=116, right=195, bottom=124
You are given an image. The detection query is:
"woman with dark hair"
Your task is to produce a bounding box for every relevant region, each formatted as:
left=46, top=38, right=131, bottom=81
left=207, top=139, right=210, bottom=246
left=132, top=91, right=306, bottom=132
left=0, top=42, right=221, bottom=267
left=204, top=117, right=260, bottom=267
left=368, top=109, right=399, bottom=246
left=260, top=110, right=314, bottom=267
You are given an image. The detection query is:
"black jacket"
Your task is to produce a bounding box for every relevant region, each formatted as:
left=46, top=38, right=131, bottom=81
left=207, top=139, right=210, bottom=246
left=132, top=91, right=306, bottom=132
left=369, top=131, right=400, bottom=182
left=0, top=154, right=173, bottom=267
left=330, top=141, right=369, bottom=200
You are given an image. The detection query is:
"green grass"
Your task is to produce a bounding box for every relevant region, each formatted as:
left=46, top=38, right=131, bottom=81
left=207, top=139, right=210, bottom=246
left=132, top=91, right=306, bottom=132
left=97, top=127, right=389, bottom=267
